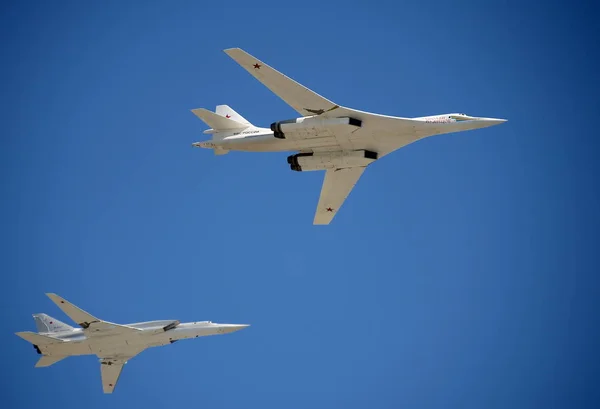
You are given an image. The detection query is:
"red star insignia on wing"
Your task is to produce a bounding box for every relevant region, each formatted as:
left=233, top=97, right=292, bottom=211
left=225, top=114, right=231, bottom=118
left=253, top=63, right=261, bottom=69
left=326, top=207, right=334, bottom=212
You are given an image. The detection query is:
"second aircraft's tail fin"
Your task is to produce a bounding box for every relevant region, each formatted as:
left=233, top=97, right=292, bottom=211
left=33, top=313, right=74, bottom=333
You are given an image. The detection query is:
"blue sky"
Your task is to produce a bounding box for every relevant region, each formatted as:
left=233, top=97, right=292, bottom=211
left=2, top=1, right=599, bottom=408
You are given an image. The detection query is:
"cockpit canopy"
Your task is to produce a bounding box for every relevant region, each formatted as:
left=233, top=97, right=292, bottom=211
left=449, top=113, right=475, bottom=121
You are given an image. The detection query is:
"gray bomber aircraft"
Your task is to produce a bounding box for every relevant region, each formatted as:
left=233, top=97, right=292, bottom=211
left=15, top=293, right=249, bottom=393
left=192, top=48, right=507, bottom=225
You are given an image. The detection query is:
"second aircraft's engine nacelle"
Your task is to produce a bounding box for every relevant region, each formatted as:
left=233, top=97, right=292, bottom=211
left=162, top=321, right=180, bottom=332
left=287, top=150, right=378, bottom=172
left=270, top=116, right=362, bottom=139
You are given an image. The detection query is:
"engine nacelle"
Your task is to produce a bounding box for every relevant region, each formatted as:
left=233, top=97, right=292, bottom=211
left=287, top=150, right=378, bottom=172
left=271, top=116, right=362, bottom=139
left=162, top=321, right=180, bottom=332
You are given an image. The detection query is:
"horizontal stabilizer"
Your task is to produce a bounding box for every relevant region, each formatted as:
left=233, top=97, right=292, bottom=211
left=192, top=108, right=249, bottom=131
left=36, top=355, right=67, bottom=368
left=15, top=331, right=60, bottom=345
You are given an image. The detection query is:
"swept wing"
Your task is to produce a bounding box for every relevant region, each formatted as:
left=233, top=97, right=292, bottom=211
left=224, top=48, right=340, bottom=117
left=99, top=347, right=146, bottom=394
left=46, top=293, right=142, bottom=336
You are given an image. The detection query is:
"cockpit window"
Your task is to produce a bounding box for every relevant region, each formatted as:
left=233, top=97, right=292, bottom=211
left=449, top=114, right=472, bottom=121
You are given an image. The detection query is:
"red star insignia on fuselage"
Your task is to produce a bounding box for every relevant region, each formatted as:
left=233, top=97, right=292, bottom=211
left=253, top=63, right=261, bottom=69
left=326, top=207, right=334, bottom=212
left=225, top=114, right=231, bottom=118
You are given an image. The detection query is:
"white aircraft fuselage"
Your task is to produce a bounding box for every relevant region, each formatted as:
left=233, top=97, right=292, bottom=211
left=193, top=112, right=505, bottom=154
left=191, top=48, right=507, bottom=225
left=34, top=320, right=247, bottom=358
left=16, top=293, right=248, bottom=393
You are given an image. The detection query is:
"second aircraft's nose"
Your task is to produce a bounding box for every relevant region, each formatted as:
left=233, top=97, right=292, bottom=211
left=222, top=324, right=250, bottom=334
left=485, top=118, right=508, bottom=125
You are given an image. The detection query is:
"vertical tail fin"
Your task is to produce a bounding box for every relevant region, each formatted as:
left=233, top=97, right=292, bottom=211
left=191, top=108, right=248, bottom=131
left=33, top=313, right=74, bottom=334
left=215, top=105, right=252, bottom=125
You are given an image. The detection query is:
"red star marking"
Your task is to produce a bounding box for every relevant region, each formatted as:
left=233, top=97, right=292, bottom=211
left=49, top=321, right=53, bottom=324
left=326, top=207, right=334, bottom=212
left=253, top=63, right=261, bottom=69
left=225, top=114, right=231, bottom=118
left=60, top=301, right=64, bottom=303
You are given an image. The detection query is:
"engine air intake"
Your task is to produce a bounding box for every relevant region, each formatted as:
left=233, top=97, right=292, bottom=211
left=287, top=150, right=377, bottom=172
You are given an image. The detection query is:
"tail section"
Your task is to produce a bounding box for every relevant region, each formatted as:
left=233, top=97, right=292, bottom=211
left=192, top=105, right=258, bottom=156
left=191, top=108, right=249, bottom=132
left=215, top=105, right=251, bottom=125
left=33, top=313, right=74, bottom=334
left=15, top=332, right=67, bottom=367
left=15, top=331, right=60, bottom=346
left=35, top=355, right=67, bottom=368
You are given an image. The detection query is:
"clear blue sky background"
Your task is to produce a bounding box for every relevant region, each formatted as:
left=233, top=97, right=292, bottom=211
left=2, top=1, right=599, bottom=408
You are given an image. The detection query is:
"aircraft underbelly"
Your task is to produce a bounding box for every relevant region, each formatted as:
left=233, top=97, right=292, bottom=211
left=90, top=338, right=149, bottom=355
left=221, top=125, right=427, bottom=155
left=47, top=341, right=92, bottom=356
left=223, top=135, right=339, bottom=152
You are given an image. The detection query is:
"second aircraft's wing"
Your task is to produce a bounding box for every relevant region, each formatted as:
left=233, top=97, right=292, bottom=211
left=99, top=348, right=146, bottom=394
left=46, top=293, right=99, bottom=328
left=314, top=167, right=367, bottom=225
left=101, top=362, right=125, bottom=394
left=224, top=48, right=340, bottom=117
left=46, top=293, right=141, bottom=336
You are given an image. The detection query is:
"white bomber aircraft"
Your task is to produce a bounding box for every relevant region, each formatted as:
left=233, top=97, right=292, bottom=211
left=15, top=293, right=249, bottom=394
left=192, top=48, right=507, bottom=225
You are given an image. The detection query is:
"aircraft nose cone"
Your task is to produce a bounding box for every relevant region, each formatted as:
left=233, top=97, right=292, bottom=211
left=224, top=324, right=250, bottom=333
